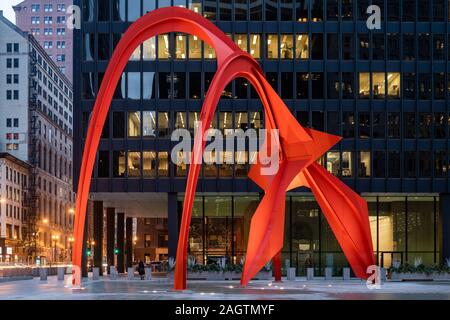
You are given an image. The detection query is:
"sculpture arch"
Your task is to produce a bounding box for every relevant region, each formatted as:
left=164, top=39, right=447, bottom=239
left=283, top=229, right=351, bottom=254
left=72, top=7, right=375, bottom=289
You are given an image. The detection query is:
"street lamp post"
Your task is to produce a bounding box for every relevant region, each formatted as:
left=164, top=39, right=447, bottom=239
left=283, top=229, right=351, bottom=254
left=51, top=235, right=59, bottom=264
left=68, top=237, right=74, bottom=263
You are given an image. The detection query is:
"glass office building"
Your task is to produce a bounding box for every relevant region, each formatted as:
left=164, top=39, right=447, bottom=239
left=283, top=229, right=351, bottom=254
left=74, top=0, right=450, bottom=275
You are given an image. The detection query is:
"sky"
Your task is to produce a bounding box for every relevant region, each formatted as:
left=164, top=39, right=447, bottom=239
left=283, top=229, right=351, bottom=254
left=0, top=0, right=23, bottom=24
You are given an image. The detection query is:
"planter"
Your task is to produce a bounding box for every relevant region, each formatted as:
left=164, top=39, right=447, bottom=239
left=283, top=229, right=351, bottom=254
left=390, top=272, right=450, bottom=281
left=167, top=270, right=272, bottom=281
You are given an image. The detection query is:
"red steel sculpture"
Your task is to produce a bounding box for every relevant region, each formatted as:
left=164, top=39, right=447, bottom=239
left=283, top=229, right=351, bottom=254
left=72, top=7, right=375, bottom=289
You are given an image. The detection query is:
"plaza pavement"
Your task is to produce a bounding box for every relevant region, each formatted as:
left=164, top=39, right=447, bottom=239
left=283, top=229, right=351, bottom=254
left=0, top=275, right=450, bottom=300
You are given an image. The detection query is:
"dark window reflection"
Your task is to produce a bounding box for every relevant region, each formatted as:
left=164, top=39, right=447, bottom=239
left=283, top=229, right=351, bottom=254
left=266, top=72, right=278, bottom=92
left=235, top=78, right=249, bottom=99
left=342, top=34, right=354, bottom=60
left=359, top=34, right=369, bottom=60
left=327, top=111, right=340, bottom=135
left=158, top=72, right=170, bottom=99
left=404, top=112, right=416, bottom=139
left=403, top=34, right=415, bottom=61
left=374, top=151, right=386, bottom=178
left=433, top=34, right=445, bottom=60
left=220, top=0, right=232, bottom=20
left=419, top=73, right=431, bottom=100
left=189, top=72, right=201, bottom=99
left=388, top=151, right=401, bottom=177
left=359, top=112, right=370, bottom=139
left=311, top=34, right=323, bottom=60
left=435, top=151, right=447, bottom=176
left=403, top=0, right=416, bottom=21
left=280, top=0, right=293, bottom=21
left=387, top=33, right=400, bottom=60
left=113, top=112, right=125, bottom=138
left=265, top=0, right=277, bottom=20
left=250, top=0, right=263, bottom=20
left=327, top=34, right=339, bottom=60
left=373, top=112, right=386, bottom=139
left=418, top=34, right=431, bottom=60
left=419, top=113, right=432, bottom=139
left=98, top=34, right=110, bottom=60
left=281, top=72, right=293, bottom=99
left=358, top=0, right=369, bottom=21
left=342, top=73, right=354, bottom=99
left=327, top=72, right=339, bottom=99
left=98, top=0, right=110, bottom=21
left=434, top=112, right=447, bottom=139
left=434, top=73, right=445, bottom=100
left=403, top=73, right=416, bottom=100
left=296, top=73, right=309, bottom=99
left=405, top=151, right=416, bottom=178
left=418, top=0, right=430, bottom=22
left=387, top=0, right=400, bottom=21
left=342, top=112, right=355, bottom=138
left=296, top=0, right=308, bottom=21
left=372, top=34, right=385, bottom=60
left=312, top=111, right=324, bottom=131
left=327, top=0, right=338, bottom=21
left=433, top=0, right=445, bottom=21
left=311, top=73, right=323, bottom=99
left=235, top=0, right=248, bottom=20
left=173, top=72, right=186, bottom=99
left=311, top=0, right=323, bottom=21
left=98, top=151, right=109, bottom=178
left=388, top=112, right=401, bottom=139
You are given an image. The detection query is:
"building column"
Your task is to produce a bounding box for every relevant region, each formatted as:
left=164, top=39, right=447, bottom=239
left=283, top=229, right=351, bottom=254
left=106, top=207, right=115, bottom=274
left=440, top=194, right=450, bottom=264
left=125, top=217, right=133, bottom=268
left=117, top=212, right=125, bottom=273
left=168, top=192, right=179, bottom=260
left=93, top=201, right=103, bottom=275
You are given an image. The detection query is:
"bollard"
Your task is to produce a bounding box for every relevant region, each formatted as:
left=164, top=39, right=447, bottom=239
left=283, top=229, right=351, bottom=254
left=110, top=266, right=117, bottom=280
left=306, top=268, right=314, bottom=280
left=145, top=267, right=152, bottom=280
left=325, top=267, right=333, bottom=280
left=287, top=267, right=296, bottom=281
left=39, top=268, right=48, bottom=281
left=343, top=267, right=351, bottom=280
left=127, top=268, right=134, bottom=280
left=57, top=267, right=65, bottom=281
left=92, top=267, right=100, bottom=280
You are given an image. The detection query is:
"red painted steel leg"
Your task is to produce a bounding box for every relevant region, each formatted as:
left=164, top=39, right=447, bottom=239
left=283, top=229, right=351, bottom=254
left=273, top=251, right=282, bottom=282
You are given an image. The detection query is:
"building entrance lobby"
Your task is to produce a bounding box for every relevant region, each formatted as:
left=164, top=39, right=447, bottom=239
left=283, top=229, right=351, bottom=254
left=84, top=192, right=441, bottom=278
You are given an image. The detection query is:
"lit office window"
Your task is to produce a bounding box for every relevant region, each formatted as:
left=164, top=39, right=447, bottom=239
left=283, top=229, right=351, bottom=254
left=158, top=34, right=170, bottom=59
left=175, top=34, right=187, bottom=59
left=204, top=42, right=216, bottom=59
left=128, top=112, right=141, bottom=137
left=175, top=112, right=187, bottom=129
left=130, top=45, right=141, bottom=61
left=280, top=34, right=294, bottom=59
left=189, top=1, right=202, bottom=14
left=158, top=112, right=170, bottom=138
left=387, top=73, right=401, bottom=99
left=235, top=112, right=249, bottom=130
left=188, top=35, right=202, bottom=59
left=143, top=151, right=156, bottom=177
left=143, top=38, right=156, bottom=60
left=235, top=34, right=248, bottom=52
left=341, top=152, right=353, bottom=177
left=128, top=151, right=141, bottom=177
left=359, top=73, right=370, bottom=99
left=219, top=112, right=233, bottom=136
left=372, top=73, right=386, bottom=99
left=219, top=151, right=233, bottom=177
left=250, top=112, right=262, bottom=130
left=158, top=152, right=169, bottom=177
left=113, top=151, right=126, bottom=177
left=189, top=111, right=200, bottom=135
left=174, top=151, right=188, bottom=177
left=235, top=151, right=248, bottom=177
left=143, top=111, right=156, bottom=137
left=359, top=151, right=371, bottom=178
left=266, top=34, right=278, bottom=59
left=249, top=34, right=261, bottom=58
left=204, top=151, right=217, bottom=177
left=326, top=152, right=340, bottom=176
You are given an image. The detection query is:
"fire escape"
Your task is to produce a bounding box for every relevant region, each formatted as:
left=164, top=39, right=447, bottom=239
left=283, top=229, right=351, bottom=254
left=24, top=48, right=40, bottom=263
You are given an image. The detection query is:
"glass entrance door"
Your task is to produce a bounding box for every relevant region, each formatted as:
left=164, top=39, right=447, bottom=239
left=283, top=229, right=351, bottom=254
left=380, top=251, right=403, bottom=269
